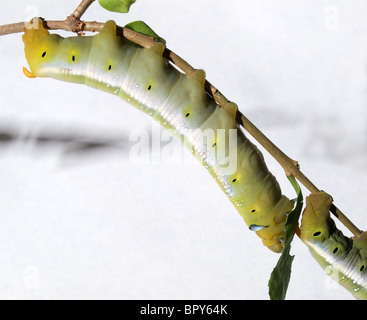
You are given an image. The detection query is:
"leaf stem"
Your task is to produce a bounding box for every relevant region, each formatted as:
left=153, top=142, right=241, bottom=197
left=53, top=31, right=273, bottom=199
left=0, top=3, right=362, bottom=237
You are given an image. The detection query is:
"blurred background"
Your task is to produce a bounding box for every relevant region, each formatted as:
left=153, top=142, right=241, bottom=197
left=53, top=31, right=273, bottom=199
left=0, top=0, right=366, bottom=299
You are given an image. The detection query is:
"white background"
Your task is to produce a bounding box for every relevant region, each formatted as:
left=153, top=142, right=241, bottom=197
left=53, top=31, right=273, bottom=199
left=0, top=0, right=366, bottom=300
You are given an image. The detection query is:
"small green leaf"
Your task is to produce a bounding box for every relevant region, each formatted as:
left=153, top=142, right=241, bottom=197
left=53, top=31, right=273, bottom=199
left=268, top=245, right=294, bottom=300
left=268, top=175, right=303, bottom=300
left=98, top=0, right=136, bottom=13
left=124, top=21, right=166, bottom=44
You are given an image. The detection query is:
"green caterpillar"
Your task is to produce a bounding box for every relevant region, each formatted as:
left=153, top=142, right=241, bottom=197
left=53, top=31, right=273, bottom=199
left=23, top=18, right=293, bottom=252
left=300, top=192, right=367, bottom=299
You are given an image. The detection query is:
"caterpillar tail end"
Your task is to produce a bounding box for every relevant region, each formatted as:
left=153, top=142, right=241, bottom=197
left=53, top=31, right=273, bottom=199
left=23, top=67, right=35, bottom=78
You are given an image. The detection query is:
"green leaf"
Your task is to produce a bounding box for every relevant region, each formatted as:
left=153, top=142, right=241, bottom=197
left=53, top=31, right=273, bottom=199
left=268, top=175, right=303, bottom=300
left=124, top=21, right=166, bottom=44
left=98, top=0, right=136, bottom=13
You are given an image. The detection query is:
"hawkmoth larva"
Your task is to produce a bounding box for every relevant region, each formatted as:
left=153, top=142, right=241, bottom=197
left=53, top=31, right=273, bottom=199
left=22, top=19, right=294, bottom=252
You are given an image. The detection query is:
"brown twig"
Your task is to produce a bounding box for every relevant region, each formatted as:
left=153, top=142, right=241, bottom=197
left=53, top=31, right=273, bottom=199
left=0, top=2, right=362, bottom=237
left=0, top=22, right=26, bottom=36
left=0, top=0, right=96, bottom=36
left=71, top=0, right=96, bottom=19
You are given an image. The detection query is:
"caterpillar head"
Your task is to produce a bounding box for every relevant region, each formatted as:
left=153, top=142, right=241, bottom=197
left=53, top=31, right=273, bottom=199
left=300, top=192, right=333, bottom=244
left=23, top=18, right=63, bottom=78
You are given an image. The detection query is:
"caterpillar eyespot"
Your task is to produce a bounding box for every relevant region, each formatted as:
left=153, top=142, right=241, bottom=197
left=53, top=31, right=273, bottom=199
left=300, top=192, right=367, bottom=300
left=22, top=18, right=293, bottom=254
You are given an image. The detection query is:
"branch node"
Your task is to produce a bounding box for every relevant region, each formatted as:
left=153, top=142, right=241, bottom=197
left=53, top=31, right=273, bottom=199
left=64, top=15, right=82, bottom=34
left=291, top=159, right=300, bottom=169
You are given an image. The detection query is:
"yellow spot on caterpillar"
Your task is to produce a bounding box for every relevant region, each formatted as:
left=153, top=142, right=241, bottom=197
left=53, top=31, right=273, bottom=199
left=68, top=50, right=80, bottom=64
left=146, top=78, right=154, bottom=91
left=106, top=58, right=114, bottom=71
left=23, top=67, right=35, bottom=78
left=182, top=104, right=194, bottom=119
left=229, top=172, right=243, bottom=185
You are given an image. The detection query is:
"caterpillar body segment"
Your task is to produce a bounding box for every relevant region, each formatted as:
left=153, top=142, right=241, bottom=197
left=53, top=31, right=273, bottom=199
left=300, top=192, right=367, bottom=300
left=23, top=19, right=294, bottom=252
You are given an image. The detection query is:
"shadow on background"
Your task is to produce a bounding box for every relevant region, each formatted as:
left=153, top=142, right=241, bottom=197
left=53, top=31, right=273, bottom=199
left=0, top=118, right=365, bottom=168
left=0, top=122, right=131, bottom=160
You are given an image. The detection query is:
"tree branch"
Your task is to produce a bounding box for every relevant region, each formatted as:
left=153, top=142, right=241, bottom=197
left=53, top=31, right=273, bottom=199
left=0, top=2, right=362, bottom=237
